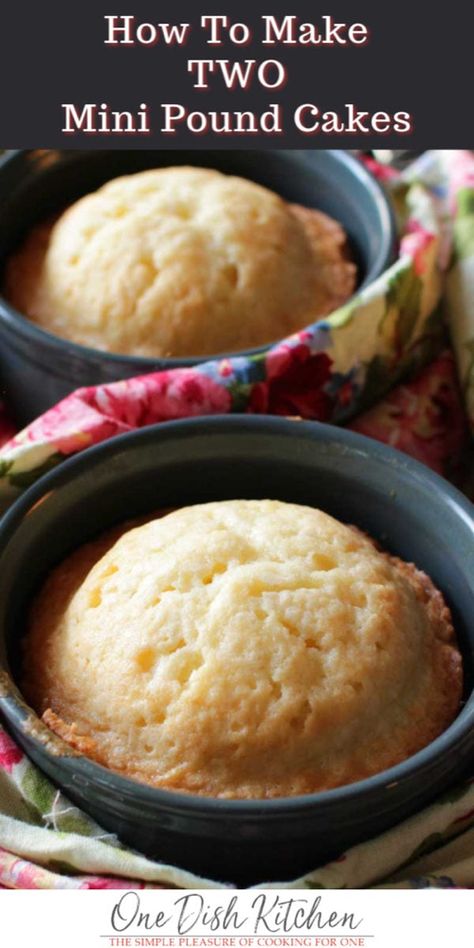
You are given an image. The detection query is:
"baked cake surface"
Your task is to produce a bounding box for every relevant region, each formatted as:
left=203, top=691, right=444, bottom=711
left=22, top=500, right=462, bottom=798
left=5, top=167, right=356, bottom=357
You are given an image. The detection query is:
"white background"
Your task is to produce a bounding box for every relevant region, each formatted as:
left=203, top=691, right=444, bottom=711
left=0, top=889, right=472, bottom=948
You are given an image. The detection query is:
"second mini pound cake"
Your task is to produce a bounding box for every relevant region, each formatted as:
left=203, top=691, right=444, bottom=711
left=22, top=500, right=462, bottom=799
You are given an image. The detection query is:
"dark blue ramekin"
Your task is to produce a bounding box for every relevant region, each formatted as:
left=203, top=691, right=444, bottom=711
left=0, top=417, right=472, bottom=885
left=0, top=150, right=396, bottom=424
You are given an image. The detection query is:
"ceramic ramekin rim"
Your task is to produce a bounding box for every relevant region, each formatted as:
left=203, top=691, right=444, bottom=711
left=0, top=415, right=473, bottom=817
left=0, top=149, right=396, bottom=372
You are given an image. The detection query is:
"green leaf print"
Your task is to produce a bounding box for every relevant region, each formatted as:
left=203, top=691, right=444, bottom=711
left=453, top=217, right=474, bottom=262
left=8, top=453, right=63, bottom=489
left=386, top=267, right=423, bottom=351
left=44, top=859, right=83, bottom=875
left=345, top=315, right=444, bottom=420
left=360, top=354, right=394, bottom=408
left=228, top=382, right=253, bottom=412
left=463, top=339, right=474, bottom=392
left=327, top=299, right=358, bottom=329
left=21, top=766, right=104, bottom=836
left=0, top=459, right=13, bottom=479
left=406, top=832, right=446, bottom=865
left=21, top=766, right=57, bottom=818
left=456, top=187, right=474, bottom=219
left=450, top=188, right=474, bottom=261
left=0, top=770, right=42, bottom=826
left=55, top=808, right=101, bottom=837
left=247, top=351, right=267, bottom=369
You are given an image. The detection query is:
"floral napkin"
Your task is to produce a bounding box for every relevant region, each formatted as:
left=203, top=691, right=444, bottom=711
left=0, top=150, right=473, bottom=889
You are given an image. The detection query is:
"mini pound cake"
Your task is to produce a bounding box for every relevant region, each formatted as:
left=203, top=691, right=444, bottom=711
left=4, top=167, right=356, bottom=357
left=22, top=500, right=462, bottom=799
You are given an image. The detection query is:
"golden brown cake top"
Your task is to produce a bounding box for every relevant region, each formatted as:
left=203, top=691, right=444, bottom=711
left=23, top=500, right=461, bottom=799
left=4, top=167, right=356, bottom=358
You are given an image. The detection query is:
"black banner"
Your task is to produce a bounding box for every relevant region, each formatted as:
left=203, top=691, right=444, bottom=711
left=0, top=0, right=472, bottom=148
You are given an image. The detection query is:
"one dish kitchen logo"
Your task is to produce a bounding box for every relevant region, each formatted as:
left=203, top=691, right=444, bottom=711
left=104, top=893, right=371, bottom=947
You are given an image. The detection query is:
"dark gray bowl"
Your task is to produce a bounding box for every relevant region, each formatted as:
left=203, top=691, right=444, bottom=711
left=0, top=150, right=395, bottom=425
left=1, top=416, right=472, bottom=887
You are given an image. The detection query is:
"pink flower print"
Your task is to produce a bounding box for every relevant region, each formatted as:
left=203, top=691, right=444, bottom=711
left=401, top=221, right=436, bottom=276
left=0, top=729, right=23, bottom=773
left=249, top=346, right=334, bottom=419
left=88, top=369, right=232, bottom=428
left=80, top=876, right=147, bottom=889
left=3, top=369, right=232, bottom=459
left=218, top=359, right=234, bottom=378
left=349, top=351, right=467, bottom=475
left=361, top=155, right=400, bottom=183
left=445, top=151, right=474, bottom=209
